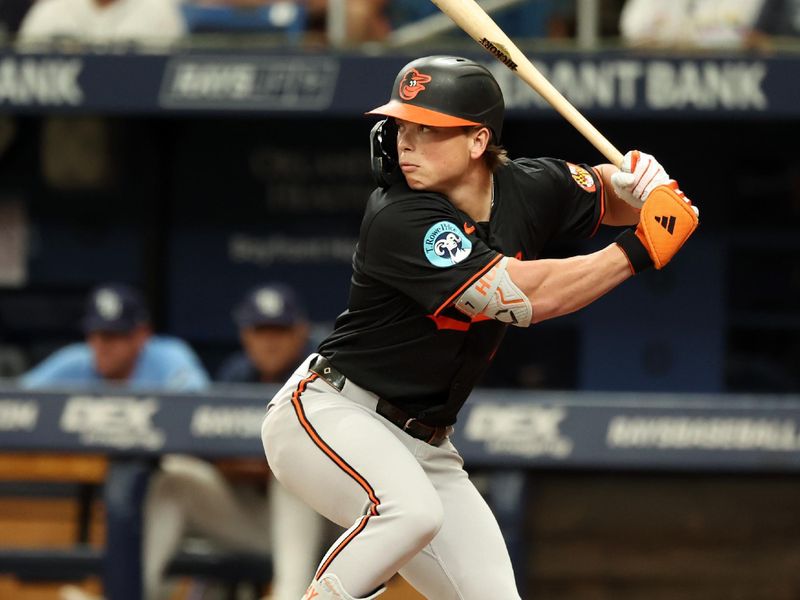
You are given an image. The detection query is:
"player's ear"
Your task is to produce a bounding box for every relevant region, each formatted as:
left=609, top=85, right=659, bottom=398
left=469, top=126, right=491, bottom=160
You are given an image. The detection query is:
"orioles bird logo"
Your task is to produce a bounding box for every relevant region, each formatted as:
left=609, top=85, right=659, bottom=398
left=398, top=68, right=432, bottom=100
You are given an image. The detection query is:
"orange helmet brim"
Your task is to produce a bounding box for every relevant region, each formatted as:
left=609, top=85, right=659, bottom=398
left=366, top=100, right=481, bottom=128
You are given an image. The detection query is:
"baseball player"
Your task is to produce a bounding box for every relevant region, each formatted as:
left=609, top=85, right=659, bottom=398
left=261, top=55, right=699, bottom=600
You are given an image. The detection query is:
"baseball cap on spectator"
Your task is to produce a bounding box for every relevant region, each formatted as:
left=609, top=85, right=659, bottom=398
left=82, top=283, right=150, bottom=334
left=233, top=284, right=307, bottom=328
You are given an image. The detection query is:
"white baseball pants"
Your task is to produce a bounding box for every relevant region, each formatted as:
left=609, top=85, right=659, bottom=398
left=262, top=355, right=521, bottom=600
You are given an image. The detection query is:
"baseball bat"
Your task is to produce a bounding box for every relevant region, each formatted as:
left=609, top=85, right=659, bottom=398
left=429, top=0, right=624, bottom=167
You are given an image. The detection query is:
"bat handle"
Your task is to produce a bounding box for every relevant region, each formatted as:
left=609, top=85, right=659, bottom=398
left=571, top=111, right=624, bottom=167
left=591, top=134, right=624, bottom=168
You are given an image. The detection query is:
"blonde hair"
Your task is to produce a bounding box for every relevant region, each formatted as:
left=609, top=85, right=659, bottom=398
left=483, top=142, right=509, bottom=172
left=464, top=125, right=509, bottom=172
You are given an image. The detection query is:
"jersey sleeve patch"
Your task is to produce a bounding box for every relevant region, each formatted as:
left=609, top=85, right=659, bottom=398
left=566, top=162, right=596, bottom=192
left=423, top=221, right=473, bottom=268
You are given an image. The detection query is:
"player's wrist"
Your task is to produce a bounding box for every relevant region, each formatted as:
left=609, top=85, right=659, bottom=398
left=614, top=228, right=653, bottom=274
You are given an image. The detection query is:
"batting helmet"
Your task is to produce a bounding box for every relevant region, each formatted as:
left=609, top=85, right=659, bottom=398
left=367, top=55, right=505, bottom=142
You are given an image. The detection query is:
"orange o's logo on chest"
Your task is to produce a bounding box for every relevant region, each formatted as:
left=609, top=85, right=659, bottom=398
left=567, top=162, right=596, bottom=192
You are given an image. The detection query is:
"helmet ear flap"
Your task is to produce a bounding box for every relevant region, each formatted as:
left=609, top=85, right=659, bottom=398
left=369, top=119, right=401, bottom=189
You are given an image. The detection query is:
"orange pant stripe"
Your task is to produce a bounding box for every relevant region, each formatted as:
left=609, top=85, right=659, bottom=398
left=289, top=372, right=381, bottom=579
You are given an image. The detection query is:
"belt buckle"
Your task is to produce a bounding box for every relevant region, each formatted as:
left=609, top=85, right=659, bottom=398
left=309, top=357, right=345, bottom=392
left=404, top=417, right=440, bottom=445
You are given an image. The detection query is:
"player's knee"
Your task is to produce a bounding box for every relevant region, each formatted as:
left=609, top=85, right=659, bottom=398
left=161, top=456, right=226, bottom=494
left=146, top=470, right=190, bottom=509
left=403, top=496, right=444, bottom=547
left=147, top=459, right=226, bottom=508
left=162, top=455, right=220, bottom=482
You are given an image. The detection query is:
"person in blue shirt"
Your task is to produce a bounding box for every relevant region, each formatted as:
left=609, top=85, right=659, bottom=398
left=21, top=283, right=274, bottom=600
left=21, top=283, right=208, bottom=391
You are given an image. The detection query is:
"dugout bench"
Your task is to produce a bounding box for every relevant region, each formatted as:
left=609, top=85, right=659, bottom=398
left=0, top=452, right=272, bottom=599
left=3, top=387, right=800, bottom=599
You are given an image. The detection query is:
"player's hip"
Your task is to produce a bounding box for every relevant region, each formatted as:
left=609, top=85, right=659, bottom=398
left=266, top=353, right=380, bottom=415
left=263, top=353, right=455, bottom=451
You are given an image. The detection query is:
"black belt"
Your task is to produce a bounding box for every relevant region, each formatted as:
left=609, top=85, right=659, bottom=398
left=309, top=356, right=448, bottom=446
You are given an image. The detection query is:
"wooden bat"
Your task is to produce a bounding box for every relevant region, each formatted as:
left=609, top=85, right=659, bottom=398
left=429, top=0, right=624, bottom=167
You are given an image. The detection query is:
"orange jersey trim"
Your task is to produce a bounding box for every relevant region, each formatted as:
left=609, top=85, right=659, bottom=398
left=427, top=314, right=471, bottom=332
left=589, top=166, right=606, bottom=237
left=433, top=254, right=503, bottom=317
left=289, top=373, right=381, bottom=579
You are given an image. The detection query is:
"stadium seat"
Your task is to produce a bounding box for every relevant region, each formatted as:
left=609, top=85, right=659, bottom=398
left=182, top=2, right=307, bottom=41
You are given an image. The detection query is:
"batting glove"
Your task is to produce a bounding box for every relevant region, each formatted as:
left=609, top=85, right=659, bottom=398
left=611, top=150, right=671, bottom=209
left=668, top=182, right=700, bottom=218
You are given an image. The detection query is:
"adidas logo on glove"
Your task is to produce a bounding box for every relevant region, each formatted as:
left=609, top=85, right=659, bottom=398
left=654, top=215, right=676, bottom=234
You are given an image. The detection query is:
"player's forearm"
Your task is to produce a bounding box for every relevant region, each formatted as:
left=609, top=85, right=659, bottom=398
left=507, top=245, right=632, bottom=323
left=596, top=163, right=641, bottom=226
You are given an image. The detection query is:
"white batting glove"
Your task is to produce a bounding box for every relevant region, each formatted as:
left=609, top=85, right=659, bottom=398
left=668, top=181, right=700, bottom=218
left=611, top=150, right=671, bottom=209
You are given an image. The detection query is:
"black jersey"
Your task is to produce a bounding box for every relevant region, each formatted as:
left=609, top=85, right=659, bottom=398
left=318, top=157, right=604, bottom=425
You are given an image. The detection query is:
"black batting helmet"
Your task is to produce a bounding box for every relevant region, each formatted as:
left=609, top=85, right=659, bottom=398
left=367, top=55, right=505, bottom=142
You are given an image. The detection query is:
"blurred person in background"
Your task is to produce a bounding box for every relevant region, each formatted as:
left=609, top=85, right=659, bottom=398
left=620, top=0, right=764, bottom=48
left=179, top=0, right=389, bottom=44
left=217, top=283, right=330, bottom=600
left=17, top=0, right=185, bottom=44
left=20, top=283, right=275, bottom=600
left=21, top=283, right=207, bottom=390
left=304, top=0, right=390, bottom=44
left=0, top=0, right=32, bottom=38
left=745, top=0, right=800, bottom=50
left=217, top=283, right=313, bottom=384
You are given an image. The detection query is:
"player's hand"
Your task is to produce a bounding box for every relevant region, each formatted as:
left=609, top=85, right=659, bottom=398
left=610, top=150, right=671, bottom=209
left=615, top=181, right=700, bottom=272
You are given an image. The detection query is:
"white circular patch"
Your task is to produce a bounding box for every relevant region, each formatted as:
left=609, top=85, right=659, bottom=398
left=423, top=221, right=473, bottom=268
left=255, top=289, right=284, bottom=317
left=95, top=289, right=122, bottom=320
